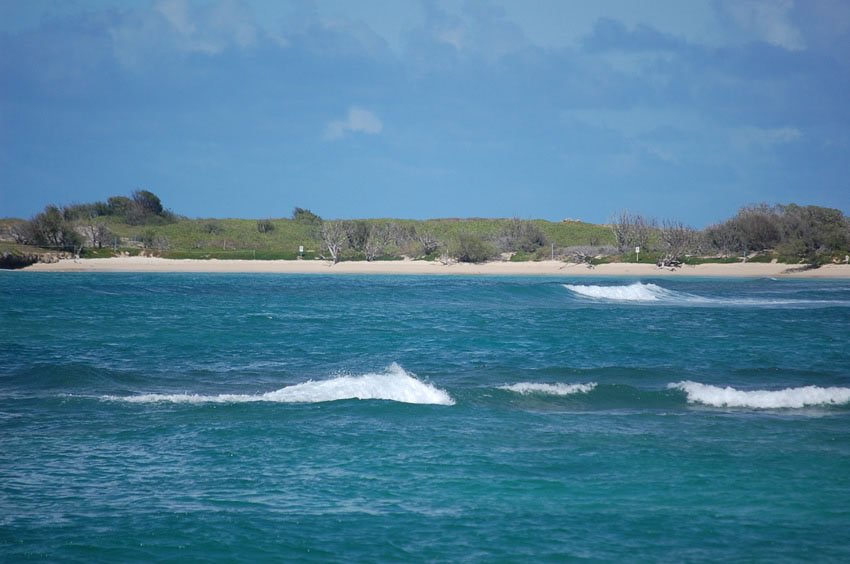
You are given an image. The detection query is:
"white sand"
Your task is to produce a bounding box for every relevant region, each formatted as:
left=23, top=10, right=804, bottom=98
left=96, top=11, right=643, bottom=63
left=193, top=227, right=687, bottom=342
left=20, top=256, right=850, bottom=278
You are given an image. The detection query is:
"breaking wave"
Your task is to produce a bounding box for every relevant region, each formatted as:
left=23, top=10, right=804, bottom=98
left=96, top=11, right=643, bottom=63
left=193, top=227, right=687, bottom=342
left=564, top=282, right=686, bottom=302
left=499, top=382, right=597, bottom=395
left=563, top=282, right=849, bottom=306
left=669, top=381, right=850, bottom=409
left=105, top=363, right=454, bottom=406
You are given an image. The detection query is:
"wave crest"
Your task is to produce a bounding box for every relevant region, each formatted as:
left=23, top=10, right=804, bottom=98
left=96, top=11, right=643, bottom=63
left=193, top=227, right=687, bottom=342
left=564, top=282, right=676, bottom=302
left=669, top=381, right=850, bottom=409
left=107, top=364, right=454, bottom=406
left=564, top=282, right=850, bottom=307
left=499, top=382, right=597, bottom=396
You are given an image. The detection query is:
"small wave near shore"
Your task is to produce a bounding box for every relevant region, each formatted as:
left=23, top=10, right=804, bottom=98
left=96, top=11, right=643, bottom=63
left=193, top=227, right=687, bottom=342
left=670, top=381, right=850, bottom=409
left=105, top=363, right=454, bottom=406
left=564, top=282, right=680, bottom=302
left=564, top=281, right=850, bottom=306
left=499, top=382, right=597, bottom=395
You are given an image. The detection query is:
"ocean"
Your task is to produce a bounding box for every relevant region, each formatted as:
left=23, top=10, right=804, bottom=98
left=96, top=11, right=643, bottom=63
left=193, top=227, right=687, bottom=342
left=2, top=273, right=850, bottom=561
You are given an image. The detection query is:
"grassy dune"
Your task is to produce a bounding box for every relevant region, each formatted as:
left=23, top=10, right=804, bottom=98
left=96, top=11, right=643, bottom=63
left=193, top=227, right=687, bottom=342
left=78, top=217, right=615, bottom=260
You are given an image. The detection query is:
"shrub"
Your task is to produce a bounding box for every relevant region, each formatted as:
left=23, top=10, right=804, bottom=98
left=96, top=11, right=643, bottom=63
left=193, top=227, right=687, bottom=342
left=132, top=189, right=164, bottom=216
left=107, top=196, right=133, bottom=216
left=292, top=207, right=322, bottom=225
left=17, top=205, right=83, bottom=251
left=204, top=222, right=225, bottom=235
left=452, top=232, right=496, bottom=263
left=497, top=218, right=547, bottom=253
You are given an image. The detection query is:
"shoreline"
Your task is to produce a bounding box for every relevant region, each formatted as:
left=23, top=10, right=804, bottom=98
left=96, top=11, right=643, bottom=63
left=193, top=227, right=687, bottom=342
left=17, top=256, right=850, bottom=278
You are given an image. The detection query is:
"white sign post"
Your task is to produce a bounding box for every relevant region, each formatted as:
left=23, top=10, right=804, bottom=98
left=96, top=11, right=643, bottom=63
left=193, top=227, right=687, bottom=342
left=635, top=246, right=640, bottom=262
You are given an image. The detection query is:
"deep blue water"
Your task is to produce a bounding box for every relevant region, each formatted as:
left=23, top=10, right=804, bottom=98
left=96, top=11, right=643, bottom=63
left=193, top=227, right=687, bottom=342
left=2, top=273, right=850, bottom=561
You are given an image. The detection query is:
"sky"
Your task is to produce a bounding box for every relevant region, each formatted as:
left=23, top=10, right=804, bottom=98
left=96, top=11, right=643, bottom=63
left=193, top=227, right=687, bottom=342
left=1, top=0, right=849, bottom=226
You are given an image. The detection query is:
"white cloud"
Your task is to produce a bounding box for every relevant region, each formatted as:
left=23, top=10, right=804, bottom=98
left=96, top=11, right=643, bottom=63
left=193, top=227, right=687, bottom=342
left=324, top=107, right=383, bottom=140
left=734, top=126, right=802, bottom=148
left=720, top=0, right=805, bottom=51
left=155, top=0, right=195, bottom=36
left=110, top=0, right=259, bottom=66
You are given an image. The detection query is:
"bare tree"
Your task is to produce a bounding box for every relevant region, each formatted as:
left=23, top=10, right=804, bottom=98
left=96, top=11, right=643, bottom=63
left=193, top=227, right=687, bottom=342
left=566, top=246, right=596, bottom=268
left=81, top=221, right=112, bottom=249
left=364, top=223, right=392, bottom=261
left=610, top=210, right=632, bottom=252
left=414, top=228, right=441, bottom=257
left=660, top=219, right=698, bottom=263
left=610, top=211, right=657, bottom=253
left=633, top=214, right=656, bottom=251
left=10, top=222, right=33, bottom=244
left=496, top=218, right=547, bottom=253
left=321, top=221, right=347, bottom=264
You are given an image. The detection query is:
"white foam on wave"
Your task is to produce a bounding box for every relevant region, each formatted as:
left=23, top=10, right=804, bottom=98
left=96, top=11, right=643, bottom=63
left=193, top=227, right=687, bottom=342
left=563, top=282, right=848, bottom=307
left=500, top=382, right=597, bottom=396
left=106, top=363, right=454, bottom=406
left=669, top=381, right=850, bottom=409
left=564, top=282, right=682, bottom=302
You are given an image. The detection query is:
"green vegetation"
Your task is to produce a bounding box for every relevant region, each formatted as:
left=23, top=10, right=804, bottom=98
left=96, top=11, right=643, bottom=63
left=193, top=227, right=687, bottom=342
left=3, top=192, right=848, bottom=269
left=611, top=205, right=850, bottom=266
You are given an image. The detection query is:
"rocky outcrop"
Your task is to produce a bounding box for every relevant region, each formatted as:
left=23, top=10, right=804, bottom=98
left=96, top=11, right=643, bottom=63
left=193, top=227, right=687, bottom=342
left=0, top=250, right=69, bottom=269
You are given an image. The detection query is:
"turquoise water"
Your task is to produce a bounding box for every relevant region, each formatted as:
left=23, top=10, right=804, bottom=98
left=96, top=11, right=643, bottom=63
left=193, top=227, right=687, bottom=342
left=2, top=273, right=850, bottom=561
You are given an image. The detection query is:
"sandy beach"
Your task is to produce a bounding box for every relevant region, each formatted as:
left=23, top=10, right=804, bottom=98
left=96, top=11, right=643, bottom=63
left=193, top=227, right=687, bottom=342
left=19, top=256, right=850, bottom=278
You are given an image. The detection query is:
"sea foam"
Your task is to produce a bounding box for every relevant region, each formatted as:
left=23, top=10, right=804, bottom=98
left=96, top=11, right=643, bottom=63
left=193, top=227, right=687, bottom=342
left=669, top=381, right=850, bottom=409
left=107, top=363, right=454, bottom=406
left=564, top=282, right=680, bottom=302
left=499, top=382, right=597, bottom=396
left=563, top=282, right=847, bottom=307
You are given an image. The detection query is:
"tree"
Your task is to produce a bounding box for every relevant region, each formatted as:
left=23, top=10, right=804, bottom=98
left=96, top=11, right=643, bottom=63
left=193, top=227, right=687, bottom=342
left=414, top=228, right=441, bottom=256
left=611, top=210, right=632, bottom=252
left=452, top=232, right=496, bottom=263
left=132, top=189, right=164, bottom=216
left=733, top=204, right=782, bottom=253
left=660, top=219, right=699, bottom=262
left=702, top=203, right=849, bottom=262
left=81, top=221, right=113, bottom=249
left=778, top=204, right=849, bottom=261
left=345, top=220, right=371, bottom=252
left=257, top=219, right=275, bottom=233
left=364, top=223, right=393, bottom=261
left=107, top=196, right=133, bottom=217
left=497, top=218, right=547, bottom=253
left=704, top=222, right=739, bottom=256
left=137, top=229, right=169, bottom=250
left=292, top=207, right=322, bottom=225
left=320, top=221, right=347, bottom=264
left=610, top=211, right=656, bottom=253
left=17, top=205, right=83, bottom=251
left=115, top=190, right=171, bottom=225
left=62, top=202, right=108, bottom=221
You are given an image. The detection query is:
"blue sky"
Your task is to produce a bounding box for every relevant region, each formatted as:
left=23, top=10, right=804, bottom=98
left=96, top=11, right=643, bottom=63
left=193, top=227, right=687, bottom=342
left=1, top=0, right=848, bottom=225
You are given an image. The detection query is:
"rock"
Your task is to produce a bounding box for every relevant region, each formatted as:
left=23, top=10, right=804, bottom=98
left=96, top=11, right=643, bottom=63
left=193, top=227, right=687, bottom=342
left=0, top=251, right=39, bottom=269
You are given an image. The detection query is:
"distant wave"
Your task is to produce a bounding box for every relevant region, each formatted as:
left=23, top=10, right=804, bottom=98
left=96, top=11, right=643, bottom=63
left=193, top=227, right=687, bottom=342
left=105, top=363, right=454, bottom=406
left=563, top=282, right=849, bottom=306
left=669, top=381, right=850, bottom=409
left=499, top=382, right=596, bottom=396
